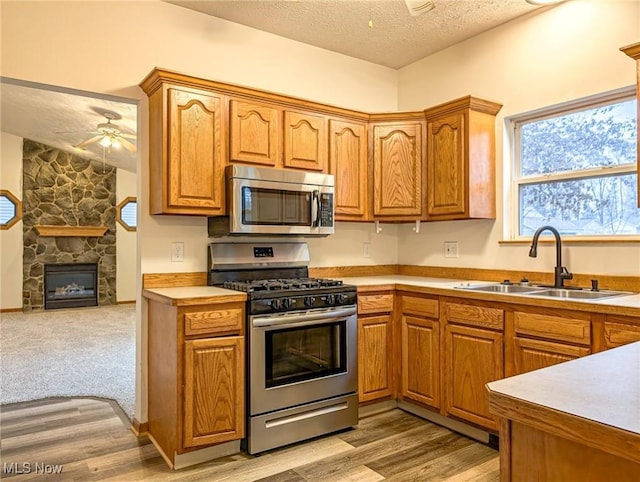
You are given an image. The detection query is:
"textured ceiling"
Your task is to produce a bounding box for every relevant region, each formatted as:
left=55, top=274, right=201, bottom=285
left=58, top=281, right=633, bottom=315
left=1, top=80, right=137, bottom=173
left=165, top=0, right=545, bottom=69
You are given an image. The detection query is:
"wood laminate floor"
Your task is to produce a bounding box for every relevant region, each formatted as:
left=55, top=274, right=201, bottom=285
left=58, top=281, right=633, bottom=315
left=0, top=398, right=499, bottom=481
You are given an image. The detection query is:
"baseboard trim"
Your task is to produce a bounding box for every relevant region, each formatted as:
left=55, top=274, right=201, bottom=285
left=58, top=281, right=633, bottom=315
left=0, top=307, right=23, bottom=313
left=131, top=418, right=148, bottom=437
left=397, top=400, right=490, bottom=444
left=117, top=300, right=136, bottom=305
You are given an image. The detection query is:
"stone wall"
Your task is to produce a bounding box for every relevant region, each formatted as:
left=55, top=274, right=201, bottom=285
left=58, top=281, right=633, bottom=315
left=22, top=140, right=116, bottom=311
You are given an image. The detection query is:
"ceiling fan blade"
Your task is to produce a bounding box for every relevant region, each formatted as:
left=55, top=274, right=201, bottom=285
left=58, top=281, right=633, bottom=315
left=118, top=137, right=137, bottom=153
left=119, top=133, right=137, bottom=140
left=74, top=134, right=104, bottom=149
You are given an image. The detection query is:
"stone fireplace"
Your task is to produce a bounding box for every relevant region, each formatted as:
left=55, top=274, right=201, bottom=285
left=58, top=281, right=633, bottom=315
left=22, top=140, right=117, bottom=311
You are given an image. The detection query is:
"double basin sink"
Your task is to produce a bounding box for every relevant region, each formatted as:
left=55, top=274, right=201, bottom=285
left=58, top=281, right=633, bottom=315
left=457, top=283, right=633, bottom=300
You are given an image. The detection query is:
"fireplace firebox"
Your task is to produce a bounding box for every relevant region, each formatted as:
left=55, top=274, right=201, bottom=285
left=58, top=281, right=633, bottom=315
left=44, top=263, right=98, bottom=310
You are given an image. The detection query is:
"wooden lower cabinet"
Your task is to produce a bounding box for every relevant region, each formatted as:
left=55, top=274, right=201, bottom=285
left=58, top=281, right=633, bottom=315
left=513, top=337, right=590, bottom=375
left=509, top=309, right=591, bottom=377
left=401, top=315, right=439, bottom=408
left=444, top=323, right=503, bottom=431
left=357, top=290, right=395, bottom=403
left=146, top=297, right=246, bottom=468
left=358, top=314, right=394, bottom=402
left=442, top=298, right=504, bottom=432
left=183, top=337, right=244, bottom=448
left=603, top=316, right=640, bottom=349
left=399, top=294, right=440, bottom=409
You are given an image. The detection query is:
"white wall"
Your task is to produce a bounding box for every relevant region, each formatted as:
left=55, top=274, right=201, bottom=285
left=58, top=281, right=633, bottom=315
left=116, top=169, right=137, bottom=302
left=0, top=133, right=23, bottom=310
left=1, top=0, right=399, bottom=421
left=397, top=0, right=640, bottom=277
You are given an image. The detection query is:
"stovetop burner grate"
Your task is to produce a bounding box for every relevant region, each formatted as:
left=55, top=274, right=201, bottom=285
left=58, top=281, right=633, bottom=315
left=224, top=277, right=344, bottom=293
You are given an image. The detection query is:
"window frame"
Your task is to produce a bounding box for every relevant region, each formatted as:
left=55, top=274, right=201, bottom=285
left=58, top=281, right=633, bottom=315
left=116, top=196, right=137, bottom=232
left=508, top=87, right=638, bottom=241
left=0, top=189, right=22, bottom=230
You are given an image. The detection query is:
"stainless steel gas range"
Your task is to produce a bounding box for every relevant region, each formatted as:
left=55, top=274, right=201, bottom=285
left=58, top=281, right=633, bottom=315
left=208, top=242, right=358, bottom=454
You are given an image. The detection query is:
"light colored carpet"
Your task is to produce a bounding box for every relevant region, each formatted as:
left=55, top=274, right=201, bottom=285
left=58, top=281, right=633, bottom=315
left=0, top=304, right=136, bottom=420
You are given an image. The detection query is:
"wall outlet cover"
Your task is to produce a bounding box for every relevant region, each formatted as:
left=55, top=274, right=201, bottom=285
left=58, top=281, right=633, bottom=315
left=171, top=242, right=184, bottom=262
left=444, top=241, right=458, bottom=258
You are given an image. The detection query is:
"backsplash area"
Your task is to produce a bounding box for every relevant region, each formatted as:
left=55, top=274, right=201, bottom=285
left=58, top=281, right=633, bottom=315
left=22, top=140, right=116, bottom=311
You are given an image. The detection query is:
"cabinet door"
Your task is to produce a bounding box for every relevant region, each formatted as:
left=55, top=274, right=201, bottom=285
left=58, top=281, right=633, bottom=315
left=229, top=100, right=280, bottom=166
left=513, top=337, right=590, bottom=376
left=329, top=119, right=368, bottom=220
left=445, top=323, right=503, bottom=431
left=166, top=87, right=225, bottom=215
left=401, top=315, right=439, bottom=408
left=426, top=112, right=466, bottom=218
left=283, top=111, right=327, bottom=171
left=183, top=336, right=244, bottom=448
left=604, top=321, right=640, bottom=349
left=358, top=315, right=393, bottom=402
left=372, top=123, right=423, bottom=218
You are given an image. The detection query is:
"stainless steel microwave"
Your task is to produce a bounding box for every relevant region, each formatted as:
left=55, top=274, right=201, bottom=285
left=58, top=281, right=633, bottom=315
left=208, top=165, right=335, bottom=237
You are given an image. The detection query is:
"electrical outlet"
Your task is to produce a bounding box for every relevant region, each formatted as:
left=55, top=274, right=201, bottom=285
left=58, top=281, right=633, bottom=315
left=363, top=242, right=372, bottom=258
left=444, top=241, right=458, bottom=258
left=171, top=242, right=184, bottom=262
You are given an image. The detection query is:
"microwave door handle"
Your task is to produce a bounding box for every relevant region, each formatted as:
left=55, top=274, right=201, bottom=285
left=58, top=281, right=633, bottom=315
left=311, top=190, right=320, bottom=227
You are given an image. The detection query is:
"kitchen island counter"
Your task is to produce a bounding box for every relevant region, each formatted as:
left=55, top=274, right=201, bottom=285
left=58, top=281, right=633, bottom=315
left=486, top=341, right=640, bottom=480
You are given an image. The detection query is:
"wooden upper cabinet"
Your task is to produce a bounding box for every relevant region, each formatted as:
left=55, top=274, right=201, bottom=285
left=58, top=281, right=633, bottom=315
left=283, top=110, right=327, bottom=172
left=329, top=119, right=369, bottom=221
left=229, top=100, right=281, bottom=167
left=371, top=122, right=424, bottom=219
left=621, top=42, right=640, bottom=207
left=146, top=83, right=226, bottom=215
left=425, top=96, right=502, bottom=221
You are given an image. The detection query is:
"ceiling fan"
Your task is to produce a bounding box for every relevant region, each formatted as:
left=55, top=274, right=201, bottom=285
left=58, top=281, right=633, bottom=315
left=73, top=112, right=137, bottom=153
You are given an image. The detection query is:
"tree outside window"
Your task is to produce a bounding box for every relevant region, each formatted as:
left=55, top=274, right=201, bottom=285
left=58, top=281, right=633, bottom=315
left=513, top=91, right=638, bottom=237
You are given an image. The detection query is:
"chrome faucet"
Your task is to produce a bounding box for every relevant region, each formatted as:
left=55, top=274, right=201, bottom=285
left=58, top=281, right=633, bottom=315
left=528, top=225, right=573, bottom=288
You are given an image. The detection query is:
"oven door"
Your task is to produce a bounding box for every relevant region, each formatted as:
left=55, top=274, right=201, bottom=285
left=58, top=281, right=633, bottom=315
left=249, top=306, right=357, bottom=416
left=229, top=178, right=334, bottom=236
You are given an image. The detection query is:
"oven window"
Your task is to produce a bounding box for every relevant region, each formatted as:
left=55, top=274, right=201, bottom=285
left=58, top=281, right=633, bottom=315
left=242, top=187, right=311, bottom=226
left=265, top=321, right=346, bottom=388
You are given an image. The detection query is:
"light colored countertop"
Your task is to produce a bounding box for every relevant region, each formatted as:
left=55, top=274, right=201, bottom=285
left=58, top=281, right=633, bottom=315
left=142, top=274, right=640, bottom=315
left=143, top=286, right=247, bottom=306
left=337, top=275, right=640, bottom=316
left=487, top=341, right=640, bottom=462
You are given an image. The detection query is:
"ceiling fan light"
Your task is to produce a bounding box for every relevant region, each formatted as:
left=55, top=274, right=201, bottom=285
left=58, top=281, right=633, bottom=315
left=525, top=0, right=563, bottom=5
left=99, top=135, right=112, bottom=148
left=111, top=138, right=121, bottom=149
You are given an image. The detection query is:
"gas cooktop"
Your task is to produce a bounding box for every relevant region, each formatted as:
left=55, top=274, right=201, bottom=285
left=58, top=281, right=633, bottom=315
left=223, top=277, right=344, bottom=293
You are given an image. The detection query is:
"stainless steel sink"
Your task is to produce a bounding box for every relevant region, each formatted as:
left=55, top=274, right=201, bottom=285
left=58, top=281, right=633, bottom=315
left=458, top=284, right=547, bottom=294
left=529, top=288, right=632, bottom=300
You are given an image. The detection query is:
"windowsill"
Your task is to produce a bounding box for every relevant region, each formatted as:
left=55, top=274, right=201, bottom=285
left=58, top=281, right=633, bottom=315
left=500, top=236, right=640, bottom=245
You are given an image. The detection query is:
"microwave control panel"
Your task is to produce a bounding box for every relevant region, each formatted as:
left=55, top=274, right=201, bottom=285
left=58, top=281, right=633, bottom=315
left=319, top=193, right=334, bottom=227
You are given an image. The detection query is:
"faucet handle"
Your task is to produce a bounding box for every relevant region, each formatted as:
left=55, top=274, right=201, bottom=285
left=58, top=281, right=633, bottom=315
left=560, top=267, right=573, bottom=280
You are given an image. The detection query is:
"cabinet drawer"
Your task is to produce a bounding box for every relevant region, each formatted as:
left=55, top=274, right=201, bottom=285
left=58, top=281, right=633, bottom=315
left=445, top=302, right=503, bottom=330
left=604, top=321, right=640, bottom=348
left=184, top=306, right=244, bottom=337
left=358, top=294, right=394, bottom=315
left=402, top=296, right=439, bottom=319
left=514, top=312, right=590, bottom=346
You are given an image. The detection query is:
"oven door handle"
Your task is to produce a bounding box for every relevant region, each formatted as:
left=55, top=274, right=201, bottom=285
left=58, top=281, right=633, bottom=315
left=252, top=306, right=356, bottom=329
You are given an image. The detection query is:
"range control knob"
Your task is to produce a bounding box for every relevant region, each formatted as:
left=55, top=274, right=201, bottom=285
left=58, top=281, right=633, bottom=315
left=326, top=294, right=335, bottom=305
left=270, top=299, right=282, bottom=310
left=304, top=296, right=316, bottom=307
left=335, top=293, right=346, bottom=305
left=281, top=298, right=293, bottom=310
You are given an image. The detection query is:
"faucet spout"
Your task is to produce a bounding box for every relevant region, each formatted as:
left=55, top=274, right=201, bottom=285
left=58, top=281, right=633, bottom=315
left=529, top=225, right=573, bottom=288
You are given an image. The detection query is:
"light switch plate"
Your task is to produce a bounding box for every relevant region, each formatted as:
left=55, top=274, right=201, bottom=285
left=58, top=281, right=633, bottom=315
left=444, top=241, right=458, bottom=258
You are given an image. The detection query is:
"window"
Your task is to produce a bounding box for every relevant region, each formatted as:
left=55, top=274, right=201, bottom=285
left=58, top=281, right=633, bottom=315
left=116, top=197, right=137, bottom=231
left=512, top=90, right=638, bottom=238
left=0, top=190, right=22, bottom=230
